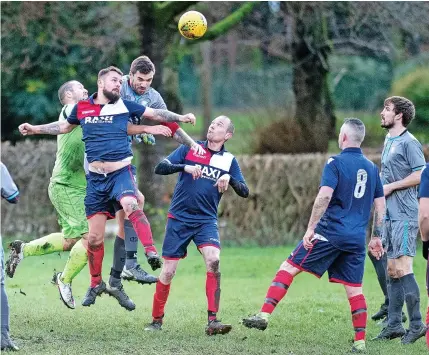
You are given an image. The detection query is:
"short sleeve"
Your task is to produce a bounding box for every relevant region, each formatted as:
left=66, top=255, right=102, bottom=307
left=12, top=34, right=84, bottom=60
left=151, top=92, right=167, bottom=110
left=320, top=158, right=339, bottom=190
left=229, top=157, right=245, bottom=182
left=419, top=164, right=429, bottom=198
left=1, top=162, right=19, bottom=201
left=66, top=105, right=79, bottom=125
left=165, top=145, right=190, bottom=165
left=406, top=139, right=425, bottom=171
left=374, top=166, right=384, bottom=198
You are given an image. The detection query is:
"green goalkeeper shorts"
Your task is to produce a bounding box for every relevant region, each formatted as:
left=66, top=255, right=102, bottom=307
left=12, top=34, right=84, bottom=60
left=48, top=182, right=88, bottom=239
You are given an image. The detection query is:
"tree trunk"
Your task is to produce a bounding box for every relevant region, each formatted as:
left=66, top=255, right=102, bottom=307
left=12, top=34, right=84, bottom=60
left=136, top=2, right=172, bottom=208
left=288, top=4, right=336, bottom=152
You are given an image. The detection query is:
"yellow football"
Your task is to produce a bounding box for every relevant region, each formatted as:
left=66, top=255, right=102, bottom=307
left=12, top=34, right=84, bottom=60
left=178, top=11, right=207, bottom=40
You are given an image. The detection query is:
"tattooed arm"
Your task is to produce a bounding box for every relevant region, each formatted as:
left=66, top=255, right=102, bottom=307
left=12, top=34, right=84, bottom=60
left=368, top=196, right=386, bottom=259
left=302, top=186, right=333, bottom=249
left=19, top=121, right=77, bottom=136
left=371, top=197, right=386, bottom=239
left=142, top=107, right=196, bottom=125
left=307, top=186, right=334, bottom=230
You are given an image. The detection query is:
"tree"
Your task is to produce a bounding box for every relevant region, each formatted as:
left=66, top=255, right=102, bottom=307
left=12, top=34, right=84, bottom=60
left=134, top=1, right=256, bottom=208
left=1, top=1, right=140, bottom=142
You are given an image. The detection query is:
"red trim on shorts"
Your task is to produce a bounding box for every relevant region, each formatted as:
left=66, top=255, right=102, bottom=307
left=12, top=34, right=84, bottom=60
left=329, top=278, right=362, bottom=287
left=290, top=243, right=303, bottom=263
left=127, top=165, right=139, bottom=191
left=163, top=255, right=187, bottom=260
left=287, top=259, right=321, bottom=279
left=119, top=193, right=138, bottom=205
left=87, top=211, right=115, bottom=220
left=300, top=239, right=319, bottom=266
left=197, top=243, right=220, bottom=250
left=167, top=213, right=176, bottom=219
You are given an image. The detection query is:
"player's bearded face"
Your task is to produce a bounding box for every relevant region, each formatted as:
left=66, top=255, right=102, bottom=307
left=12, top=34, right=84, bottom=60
left=380, top=103, right=396, bottom=129
left=103, top=88, right=120, bottom=102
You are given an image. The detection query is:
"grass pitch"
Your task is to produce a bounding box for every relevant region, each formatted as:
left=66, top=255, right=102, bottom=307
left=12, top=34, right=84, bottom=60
left=3, top=242, right=427, bottom=354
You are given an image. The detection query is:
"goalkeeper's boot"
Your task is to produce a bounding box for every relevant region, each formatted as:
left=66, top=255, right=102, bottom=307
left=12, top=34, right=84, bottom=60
left=53, top=272, right=75, bottom=309
left=81, top=281, right=106, bottom=307
left=105, top=282, right=136, bottom=311
left=242, top=313, right=269, bottom=331
left=6, top=240, right=25, bottom=278
left=205, top=319, right=232, bottom=336
left=121, top=264, right=158, bottom=285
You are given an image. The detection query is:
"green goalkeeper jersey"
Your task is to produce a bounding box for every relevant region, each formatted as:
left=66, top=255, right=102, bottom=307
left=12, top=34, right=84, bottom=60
left=50, top=104, right=86, bottom=188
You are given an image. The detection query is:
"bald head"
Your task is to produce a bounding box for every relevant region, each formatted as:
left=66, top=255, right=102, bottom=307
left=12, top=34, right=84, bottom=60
left=339, top=118, right=365, bottom=149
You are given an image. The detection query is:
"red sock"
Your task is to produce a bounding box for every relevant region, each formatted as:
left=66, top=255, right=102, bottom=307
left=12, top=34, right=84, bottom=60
left=206, top=272, right=221, bottom=321
left=261, top=270, right=294, bottom=314
left=152, top=281, right=171, bottom=321
left=128, top=210, right=157, bottom=254
left=349, top=294, right=367, bottom=341
left=87, top=243, right=104, bottom=288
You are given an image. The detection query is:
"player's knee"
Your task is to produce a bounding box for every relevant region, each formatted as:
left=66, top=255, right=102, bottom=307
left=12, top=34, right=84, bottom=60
left=121, top=198, right=139, bottom=216
left=280, top=261, right=300, bottom=276
left=137, top=191, right=145, bottom=209
left=63, top=238, right=79, bottom=251
left=161, top=270, right=176, bottom=284
left=208, top=259, right=220, bottom=273
left=87, top=231, right=104, bottom=246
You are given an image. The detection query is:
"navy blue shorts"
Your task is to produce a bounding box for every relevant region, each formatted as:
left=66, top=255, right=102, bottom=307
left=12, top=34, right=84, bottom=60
left=162, top=218, right=220, bottom=259
left=85, top=165, right=138, bottom=219
left=287, top=238, right=365, bottom=287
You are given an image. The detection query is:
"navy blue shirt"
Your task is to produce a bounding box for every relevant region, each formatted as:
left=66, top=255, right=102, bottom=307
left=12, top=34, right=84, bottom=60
left=166, top=141, right=246, bottom=222
left=315, top=148, right=384, bottom=253
left=419, top=164, right=429, bottom=199
left=67, top=94, right=146, bottom=163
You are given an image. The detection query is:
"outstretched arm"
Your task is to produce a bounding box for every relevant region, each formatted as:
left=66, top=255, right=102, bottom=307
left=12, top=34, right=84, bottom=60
left=154, top=159, right=187, bottom=175
left=173, top=128, right=205, bottom=155
left=142, top=107, right=196, bottom=125
left=19, top=121, right=76, bottom=136
left=127, top=123, right=172, bottom=137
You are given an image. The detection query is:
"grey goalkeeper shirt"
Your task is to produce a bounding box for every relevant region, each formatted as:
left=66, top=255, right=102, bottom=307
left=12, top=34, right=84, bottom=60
left=381, top=130, right=425, bottom=221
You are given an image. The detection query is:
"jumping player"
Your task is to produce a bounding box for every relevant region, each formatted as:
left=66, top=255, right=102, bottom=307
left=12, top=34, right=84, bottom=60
left=18, top=66, right=197, bottom=309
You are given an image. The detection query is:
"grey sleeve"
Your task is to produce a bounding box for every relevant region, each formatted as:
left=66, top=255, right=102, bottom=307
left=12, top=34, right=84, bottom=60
left=1, top=162, right=19, bottom=202
left=406, top=140, right=426, bottom=171
left=150, top=92, right=167, bottom=110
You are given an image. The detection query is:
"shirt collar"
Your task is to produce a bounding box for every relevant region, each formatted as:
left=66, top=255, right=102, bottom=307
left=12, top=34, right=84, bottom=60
left=341, top=147, right=362, bottom=154
left=202, top=140, right=227, bottom=154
